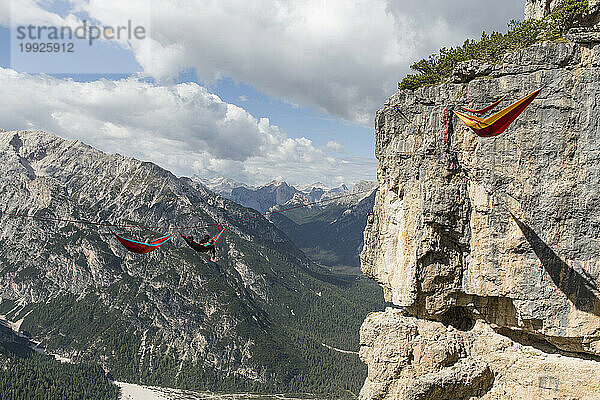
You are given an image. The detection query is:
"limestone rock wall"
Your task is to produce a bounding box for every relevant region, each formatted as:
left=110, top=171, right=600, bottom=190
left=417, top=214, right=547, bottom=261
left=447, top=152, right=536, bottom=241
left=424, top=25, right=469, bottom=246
left=360, top=308, right=600, bottom=400
left=360, top=37, right=600, bottom=399
left=524, top=0, right=559, bottom=20
left=525, top=0, right=600, bottom=26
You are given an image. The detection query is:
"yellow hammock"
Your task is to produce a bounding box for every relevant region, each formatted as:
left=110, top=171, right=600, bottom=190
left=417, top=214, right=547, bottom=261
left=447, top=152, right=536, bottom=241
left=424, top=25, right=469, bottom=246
left=454, top=88, right=542, bottom=137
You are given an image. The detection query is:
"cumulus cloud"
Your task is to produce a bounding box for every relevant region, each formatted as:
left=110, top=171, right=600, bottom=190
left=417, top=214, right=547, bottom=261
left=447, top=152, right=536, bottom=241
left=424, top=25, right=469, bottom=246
left=385, top=0, right=526, bottom=53
left=0, top=68, right=375, bottom=186
left=325, top=141, right=347, bottom=154
left=4, top=1, right=524, bottom=124
left=55, top=0, right=524, bottom=125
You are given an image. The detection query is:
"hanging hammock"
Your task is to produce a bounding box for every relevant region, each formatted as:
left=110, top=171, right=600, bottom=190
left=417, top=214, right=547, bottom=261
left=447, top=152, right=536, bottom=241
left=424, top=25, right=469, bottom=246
left=454, top=89, right=541, bottom=137
left=461, top=96, right=505, bottom=114
left=181, top=227, right=227, bottom=253
left=112, top=232, right=173, bottom=254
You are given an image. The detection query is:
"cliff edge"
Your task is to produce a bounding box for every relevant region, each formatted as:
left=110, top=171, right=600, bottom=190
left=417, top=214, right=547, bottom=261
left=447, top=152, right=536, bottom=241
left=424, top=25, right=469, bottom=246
left=359, top=2, right=600, bottom=399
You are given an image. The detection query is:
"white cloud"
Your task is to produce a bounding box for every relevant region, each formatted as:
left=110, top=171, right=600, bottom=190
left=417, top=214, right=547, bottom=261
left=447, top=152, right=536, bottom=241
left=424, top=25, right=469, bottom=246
left=2, top=1, right=525, bottom=124
left=5, top=0, right=69, bottom=26
left=325, top=141, right=347, bottom=154
left=0, top=68, right=375, bottom=186
left=58, top=0, right=524, bottom=125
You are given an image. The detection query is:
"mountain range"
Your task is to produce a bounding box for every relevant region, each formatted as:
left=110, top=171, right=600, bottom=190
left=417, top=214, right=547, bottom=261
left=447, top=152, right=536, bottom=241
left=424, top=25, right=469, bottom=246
left=267, top=189, right=376, bottom=269
left=198, top=178, right=378, bottom=269
left=0, top=130, right=384, bottom=397
left=197, top=178, right=356, bottom=214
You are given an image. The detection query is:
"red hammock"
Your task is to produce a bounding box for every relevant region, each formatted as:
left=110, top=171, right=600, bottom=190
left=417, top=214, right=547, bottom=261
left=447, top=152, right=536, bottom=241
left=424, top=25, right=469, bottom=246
left=112, top=232, right=173, bottom=254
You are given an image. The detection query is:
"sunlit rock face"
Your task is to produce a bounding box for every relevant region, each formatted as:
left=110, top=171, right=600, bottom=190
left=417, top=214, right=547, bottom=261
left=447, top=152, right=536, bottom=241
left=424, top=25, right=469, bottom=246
left=360, top=309, right=600, bottom=400
left=525, top=0, right=600, bottom=24
left=524, top=0, right=559, bottom=20
left=359, top=19, right=600, bottom=400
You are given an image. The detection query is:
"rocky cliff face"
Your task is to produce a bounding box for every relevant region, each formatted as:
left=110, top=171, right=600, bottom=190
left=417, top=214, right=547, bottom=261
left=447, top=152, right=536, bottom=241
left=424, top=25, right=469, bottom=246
left=359, top=21, right=600, bottom=400
left=525, top=0, right=560, bottom=20
left=525, top=0, right=600, bottom=21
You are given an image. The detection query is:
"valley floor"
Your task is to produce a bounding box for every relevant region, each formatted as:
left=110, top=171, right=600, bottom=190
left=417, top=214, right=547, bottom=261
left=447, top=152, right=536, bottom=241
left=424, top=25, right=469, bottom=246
left=116, top=381, right=323, bottom=400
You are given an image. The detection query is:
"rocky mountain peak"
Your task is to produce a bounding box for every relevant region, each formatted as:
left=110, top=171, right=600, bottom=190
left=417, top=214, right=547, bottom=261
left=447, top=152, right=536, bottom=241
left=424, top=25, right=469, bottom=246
left=194, top=176, right=252, bottom=197
left=263, top=180, right=286, bottom=187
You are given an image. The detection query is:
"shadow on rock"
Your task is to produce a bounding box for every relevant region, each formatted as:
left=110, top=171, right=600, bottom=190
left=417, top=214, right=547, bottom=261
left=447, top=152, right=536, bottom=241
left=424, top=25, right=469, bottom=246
left=511, top=213, right=600, bottom=316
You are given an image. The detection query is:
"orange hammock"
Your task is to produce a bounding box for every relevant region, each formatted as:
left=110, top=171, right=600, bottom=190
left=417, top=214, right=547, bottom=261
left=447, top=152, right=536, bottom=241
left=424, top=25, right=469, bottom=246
left=461, top=96, right=505, bottom=114
left=454, top=89, right=542, bottom=137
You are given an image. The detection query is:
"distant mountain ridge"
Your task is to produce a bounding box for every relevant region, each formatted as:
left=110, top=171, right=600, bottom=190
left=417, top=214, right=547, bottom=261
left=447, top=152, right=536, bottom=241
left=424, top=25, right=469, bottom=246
left=198, top=177, right=372, bottom=213
left=196, top=177, right=252, bottom=198
left=231, top=181, right=300, bottom=214
left=268, top=188, right=377, bottom=268
left=197, top=178, right=377, bottom=268
left=294, top=181, right=349, bottom=203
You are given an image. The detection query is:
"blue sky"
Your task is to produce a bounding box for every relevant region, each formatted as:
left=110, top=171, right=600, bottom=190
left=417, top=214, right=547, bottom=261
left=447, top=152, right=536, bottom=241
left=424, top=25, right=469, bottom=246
left=210, top=78, right=374, bottom=157
left=0, top=0, right=524, bottom=186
